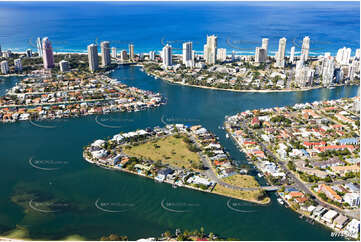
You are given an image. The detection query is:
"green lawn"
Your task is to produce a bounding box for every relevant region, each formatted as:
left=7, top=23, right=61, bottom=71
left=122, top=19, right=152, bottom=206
left=123, top=135, right=201, bottom=170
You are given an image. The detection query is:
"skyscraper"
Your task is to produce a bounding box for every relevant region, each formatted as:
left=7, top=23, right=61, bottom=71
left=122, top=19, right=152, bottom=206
left=120, top=50, right=128, bottom=61
left=322, top=56, right=335, bottom=86
left=1, top=60, right=9, bottom=74
left=37, top=37, right=43, bottom=57
left=255, top=47, right=266, bottom=63
left=262, top=38, right=269, bottom=57
left=26, top=49, right=32, bottom=57
left=14, top=59, right=22, bottom=72
left=182, top=42, right=193, bottom=67
left=42, top=37, right=54, bottom=69
left=129, top=44, right=134, bottom=60
left=111, top=47, right=117, bottom=58
left=217, top=48, right=227, bottom=62
left=100, top=41, right=111, bottom=67
left=87, top=44, right=99, bottom=73
left=275, top=37, right=287, bottom=68
left=162, top=44, right=172, bottom=67
left=301, top=36, right=310, bottom=61
left=204, top=35, right=217, bottom=65
left=336, top=47, right=351, bottom=65
left=149, top=51, right=155, bottom=61
left=59, top=60, right=70, bottom=72
left=355, top=49, right=360, bottom=60
left=290, top=46, right=295, bottom=63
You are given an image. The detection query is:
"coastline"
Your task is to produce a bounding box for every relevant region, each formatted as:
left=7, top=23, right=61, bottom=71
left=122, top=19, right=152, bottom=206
left=83, top=153, right=270, bottom=205
left=141, top=67, right=359, bottom=94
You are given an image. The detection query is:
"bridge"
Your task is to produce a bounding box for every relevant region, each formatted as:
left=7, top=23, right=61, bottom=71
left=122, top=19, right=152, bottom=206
left=261, top=186, right=280, bottom=191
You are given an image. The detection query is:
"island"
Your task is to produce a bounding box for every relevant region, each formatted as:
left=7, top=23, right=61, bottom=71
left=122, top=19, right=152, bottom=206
left=224, top=96, right=360, bottom=239
left=83, top=124, right=270, bottom=204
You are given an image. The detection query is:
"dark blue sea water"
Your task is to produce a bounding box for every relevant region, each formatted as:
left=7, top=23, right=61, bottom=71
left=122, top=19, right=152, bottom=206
left=0, top=1, right=359, bottom=55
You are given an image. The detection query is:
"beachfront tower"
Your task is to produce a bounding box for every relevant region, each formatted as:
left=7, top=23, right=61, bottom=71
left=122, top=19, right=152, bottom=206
left=162, top=44, right=172, bottom=67
left=182, top=42, right=193, bottom=68
left=301, top=36, right=310, bottom=61
left=255, top=47, right=266, bottom=63
left=42, top=37, right=54, bottom=69
left=129, top=44, right=134, bottom=60
left=14, top=59, right=22, bottom=72
left=37, top=37, right=43, bottom=57
left=101, top=41, right=111, bottom=67
left=87, top=43, right=99, bottom=73
left=204, top=35, right=217, bottom=65
left=275, top=37, right=287, bottom=68
left=290, top=46, right=295, bottom=63
left=1, top=60, right=9, bottom=74
left=111, top=47, right=117, bottom=58
left=262, top=38, right=269, bottom=58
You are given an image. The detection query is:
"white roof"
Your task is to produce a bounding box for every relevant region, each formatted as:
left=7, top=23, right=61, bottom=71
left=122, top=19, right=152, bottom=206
left=322, top=210, right=338, bottom=220
left=92, top=139, right=105, bottom=147
left=307, top=205, right=316, bottom=212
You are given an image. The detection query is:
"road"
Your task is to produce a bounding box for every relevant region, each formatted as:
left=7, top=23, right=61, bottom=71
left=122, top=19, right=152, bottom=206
left=240, top=120, right=360, bottom=219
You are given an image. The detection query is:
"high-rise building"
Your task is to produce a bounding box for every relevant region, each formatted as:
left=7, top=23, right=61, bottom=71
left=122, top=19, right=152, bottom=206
left=120, top=50, right=128, bottom=61
left=217, top=48, right=227, bottom=62
left=87, top=43, right=99, bottom=73
left=42, top=37, right=54, bottom=69
left=301, top=36, right=310, bottom=61
left=26, top=49, right=32, bottom=57
left=255, top=47, right=266, bottom=63
left=162, top=44, right=172, bottom=67
left=182, top=42, right=193, bottom=67
left=348, top=59, right=359, bottom=81
left=100, top=41, right=111, bottom=67
left=149, top=51, right=155, bottom=61
left=324, top=52, right=331, bottom=58
left=14, top=59, right=22, bottom=72
left=129, top=44, right=134, bottom=60
left=37, top=37, right=43, bottom=57
left=295, top=66, right=314, bottom=87
left=111, top=47, right=117, bottom=58
left=0, top=44, right=2, bottom=56
left=335, top=69, right=344, bottom=83
left=262, top=38, right=269, bottom=57
left=336, top=47, right=351, bottom=65
left=204, top=35, right=217, bottom=65
left=322, top=56, right=335, bottom=86
left=290, top=46, right=295, bottom=63
left=1, top=60, right=9, bottom=74
left=231, top=50, right=236, bottom=62
left=355, top=49, right=360, bottom=60
left=275, top=37, right=287, bottom=68
left=59, top=60, right=70, bottom=72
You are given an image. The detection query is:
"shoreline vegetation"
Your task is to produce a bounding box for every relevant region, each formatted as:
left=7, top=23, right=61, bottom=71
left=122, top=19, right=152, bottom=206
left=144, top=70, right=359, bottom=93
left=83, top=124, right=270, bottom=205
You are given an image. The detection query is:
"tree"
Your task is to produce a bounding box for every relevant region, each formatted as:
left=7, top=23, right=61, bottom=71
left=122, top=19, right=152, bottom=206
left=163, top=231, right=172, bottom=239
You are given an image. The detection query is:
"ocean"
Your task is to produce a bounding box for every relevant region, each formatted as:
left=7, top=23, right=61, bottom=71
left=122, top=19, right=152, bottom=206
left=0, top=1, right=359, bottom=55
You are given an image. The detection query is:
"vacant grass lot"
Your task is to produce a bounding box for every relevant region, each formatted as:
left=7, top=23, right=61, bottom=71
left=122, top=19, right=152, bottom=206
left=123, top=134, right=201, bottom=169
left=222, top=174, right=260, bottom=188
left=213, top=184, right=270, bottom=204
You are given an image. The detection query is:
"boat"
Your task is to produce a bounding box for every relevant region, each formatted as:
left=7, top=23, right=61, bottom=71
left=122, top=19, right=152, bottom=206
left=277, top=198, right=284, bottom=205
left=257, top=173, right=263, bottom=178
left=225, top=134, right=229, bottom=138
left=172, top=184, right=177, bottom=188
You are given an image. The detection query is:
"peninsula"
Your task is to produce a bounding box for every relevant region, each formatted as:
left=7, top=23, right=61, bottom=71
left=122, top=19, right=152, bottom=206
left=83, top=124, right=270, bottom=204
